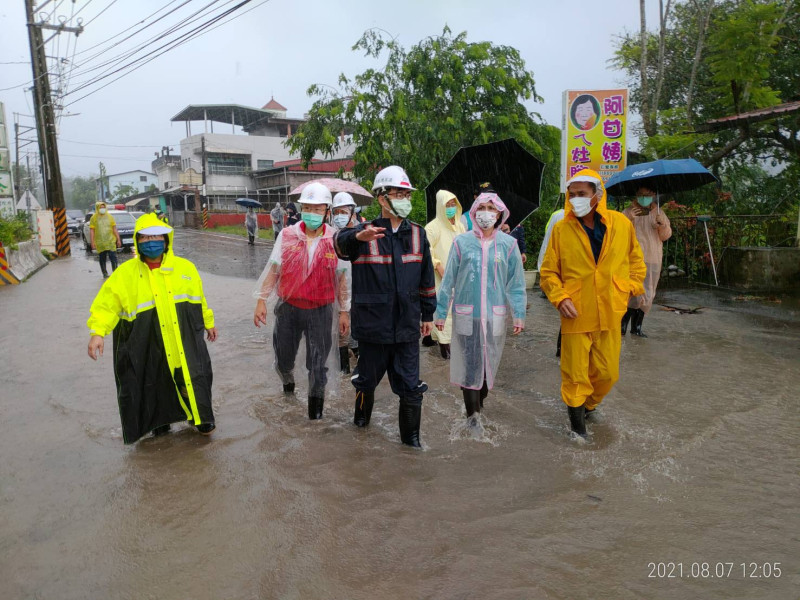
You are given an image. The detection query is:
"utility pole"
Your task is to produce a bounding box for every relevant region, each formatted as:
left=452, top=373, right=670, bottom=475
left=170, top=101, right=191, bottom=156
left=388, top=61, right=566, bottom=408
left=25, top=0, right=82, bottom=256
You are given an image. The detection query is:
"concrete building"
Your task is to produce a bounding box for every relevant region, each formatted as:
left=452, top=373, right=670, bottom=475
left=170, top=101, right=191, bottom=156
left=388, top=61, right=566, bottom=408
left=96, top=169, right=157, bottom=202
left=168, top=98, right=354, bottom=208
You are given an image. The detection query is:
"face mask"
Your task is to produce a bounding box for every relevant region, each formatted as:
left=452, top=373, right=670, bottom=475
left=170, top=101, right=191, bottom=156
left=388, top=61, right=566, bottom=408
left=139, top=240, right=165, bottom=258
left=389, top=198, right=413, bottom=219
left=570, top=195, right=594, bottom=218
left=302, top=212, right=324, bottom=230
left=638, top=196, right=654, bottom=207
left=98, top=207, right=107, bottom=214
left=333, top=214, right=351, bottom=228
left=445, top=206, right=457, bottom=219
left=475, top=210, right=498, bottom=230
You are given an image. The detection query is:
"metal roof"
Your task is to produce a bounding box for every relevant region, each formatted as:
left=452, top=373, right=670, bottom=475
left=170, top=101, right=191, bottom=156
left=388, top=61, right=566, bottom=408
left=170, top=104, right=308, bottom=133
left=695, top=101, right=800, bottom=132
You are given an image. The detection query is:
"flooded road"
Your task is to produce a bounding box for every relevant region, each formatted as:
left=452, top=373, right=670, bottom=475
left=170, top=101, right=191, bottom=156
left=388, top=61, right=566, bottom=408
left=1, top=232, right=798, bottom=599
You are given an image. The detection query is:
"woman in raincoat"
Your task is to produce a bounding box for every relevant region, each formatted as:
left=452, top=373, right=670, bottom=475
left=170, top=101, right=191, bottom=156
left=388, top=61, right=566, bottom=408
left=621, top=187, right=672, bottom=337
left=435, top=192, right=526, bottom=423
left=87, top=213, right=217, bottom=443
left=331, top=192, right=359, bottom=373
left=245, top=207, right=259, bottom=245
left=424, top=189, right=466, bottom=359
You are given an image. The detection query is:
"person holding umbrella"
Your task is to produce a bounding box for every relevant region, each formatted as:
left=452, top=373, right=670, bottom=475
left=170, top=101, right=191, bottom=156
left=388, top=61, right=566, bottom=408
left=540, top=169, right=646, bottom=438
left=435, top=191, right=526, bottom=425
left=425, top=189, right=466, bottom=359
left=331, top=192, right=359, bottom=374
left=334, top=165, right=436, bottom=448
left=253, top=182, right=351, bottom=420
left=621, top=187, right=672, bottom=337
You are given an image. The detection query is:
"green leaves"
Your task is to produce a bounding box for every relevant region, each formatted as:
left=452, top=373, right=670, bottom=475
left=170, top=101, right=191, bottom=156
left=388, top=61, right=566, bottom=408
left=286, top=26, right=558, bottom=202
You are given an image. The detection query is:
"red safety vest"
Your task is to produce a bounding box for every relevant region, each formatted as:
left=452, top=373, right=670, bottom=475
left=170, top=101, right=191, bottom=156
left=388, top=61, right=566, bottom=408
left=278, top=223, right=338, bottom=309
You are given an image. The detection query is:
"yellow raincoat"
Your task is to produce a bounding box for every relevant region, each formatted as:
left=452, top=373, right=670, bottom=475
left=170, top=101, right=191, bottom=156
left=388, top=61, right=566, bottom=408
left=88, top=202, right=117, bottom=252
left=87, top=213, right=215, bottom=442
left=540, top=169, right=646, bottom=409
left=425, top=190, right=465, bottom=345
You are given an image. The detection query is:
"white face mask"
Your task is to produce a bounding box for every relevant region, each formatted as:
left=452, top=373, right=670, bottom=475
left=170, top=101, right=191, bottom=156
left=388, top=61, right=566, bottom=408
left=389, top=199, right=413, bottom=219
left=333, top=213, right=351, bottom=229
left=475, top=210, right=498, bottom=230
left=570, top=195, right=594, bottom=218
left=98, top=207, right=107, bottom=215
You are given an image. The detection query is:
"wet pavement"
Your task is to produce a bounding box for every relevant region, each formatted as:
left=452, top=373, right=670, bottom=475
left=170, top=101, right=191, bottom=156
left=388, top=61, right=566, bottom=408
left=1, top=231, right=798, bottom=599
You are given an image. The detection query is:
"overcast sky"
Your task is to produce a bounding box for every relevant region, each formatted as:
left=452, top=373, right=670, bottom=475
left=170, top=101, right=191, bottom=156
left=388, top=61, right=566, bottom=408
left=0, top=0, right=660, bottom=177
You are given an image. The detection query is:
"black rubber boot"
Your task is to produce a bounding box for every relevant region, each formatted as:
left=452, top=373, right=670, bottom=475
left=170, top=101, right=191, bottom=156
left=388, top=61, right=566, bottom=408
left=283, top=382, right=295, bottom=394
left=308, top=396, right=324, bottom=420
left=621, top=308, right=635, bottom=335
left=421, top=335, right=436, bottom=347
left=479, top=380, right=489, bottom=409
left=152, top=424, right=171, bottom=437
left=631, top=309, right=648, bottom=337
left=462, top=388, right=481, bottom=417
left=398, top=400, right=422, bottom=448
left=439, top=343, right=451, bottom=359
left=339, top=346, right=350, bottom=374
left=196, top=422, right=216, bottom=435
left=584, top=406, right=597, bottom=422
left=354, top=390, right=375, bottom=427
left=556, top=329, right=562, bottom=358
left=567, top=405, right=587, bottom=437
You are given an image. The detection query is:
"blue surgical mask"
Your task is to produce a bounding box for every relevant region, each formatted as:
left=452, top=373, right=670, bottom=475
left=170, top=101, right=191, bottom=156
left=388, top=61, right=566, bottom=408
left=445, top=206, right=457, bottom=219
left=638, top=196, right=654, bottom=207
left=333, top=214, right=351, bottom=228
left=302, top=212, right=324, bottom=230
left=139, top=240, right=165, bottom=258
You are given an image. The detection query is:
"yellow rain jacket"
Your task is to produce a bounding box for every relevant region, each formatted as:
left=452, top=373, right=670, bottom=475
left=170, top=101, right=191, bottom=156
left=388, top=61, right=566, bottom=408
left=88, top=201, right=117, bottom=253
left=540, top=169, right=646, bottom=334
left=424, top=190, right=465, bottom=344
left=87, top=213, right=215, bottom=443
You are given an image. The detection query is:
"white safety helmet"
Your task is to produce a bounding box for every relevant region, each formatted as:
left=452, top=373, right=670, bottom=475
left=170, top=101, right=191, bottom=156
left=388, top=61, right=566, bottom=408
left=372, top=165, right=416, bottom=193
left=332, top=192, right=357, bottom=210
left=298, top=182, right=333, bottom=206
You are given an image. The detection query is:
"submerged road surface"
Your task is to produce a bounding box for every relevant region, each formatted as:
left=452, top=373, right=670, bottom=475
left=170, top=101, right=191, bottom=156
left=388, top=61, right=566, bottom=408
left=1, top=233, right=798, bottom=599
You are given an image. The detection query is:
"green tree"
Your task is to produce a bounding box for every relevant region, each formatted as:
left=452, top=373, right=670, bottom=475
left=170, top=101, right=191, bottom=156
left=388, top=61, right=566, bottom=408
left=287, top=27, right=560, bottom=219
left=112, top=183, right=138, bottom=202
left=63, top=175, right=98, bottom=210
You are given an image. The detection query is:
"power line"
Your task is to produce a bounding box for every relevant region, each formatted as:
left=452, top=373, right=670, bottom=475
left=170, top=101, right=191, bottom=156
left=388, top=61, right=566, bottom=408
left=82, top=0, right=120, bottom=27
left=59, top=138, right=163, bottom=148
left=64, top=0, right=265, bottom=107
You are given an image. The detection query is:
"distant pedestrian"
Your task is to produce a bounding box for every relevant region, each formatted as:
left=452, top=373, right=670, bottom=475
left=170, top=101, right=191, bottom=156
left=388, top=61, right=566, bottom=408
left=285, top=201, right=300, bottom=226
left=270, top=202, right=284, bottom=235
left=621, top=187, right=672, bottom=337
left=245, top=207, right=259, bottom=245
left=89, top=201, right=121, bottom=279
left=87, top=214, right=217, bottom=443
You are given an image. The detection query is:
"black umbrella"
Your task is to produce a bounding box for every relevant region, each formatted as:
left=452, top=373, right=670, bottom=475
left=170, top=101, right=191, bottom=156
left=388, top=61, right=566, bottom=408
left=425, top=138, right=545, bottom=230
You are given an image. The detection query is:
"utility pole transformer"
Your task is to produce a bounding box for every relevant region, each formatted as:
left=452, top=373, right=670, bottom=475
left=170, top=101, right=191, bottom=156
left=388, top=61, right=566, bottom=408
left=24, top=0, right=82, bottom=256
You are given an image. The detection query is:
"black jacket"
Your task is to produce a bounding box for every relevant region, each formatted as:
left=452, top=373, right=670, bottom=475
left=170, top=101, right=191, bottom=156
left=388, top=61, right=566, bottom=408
left=335, top=218, right=436, bottom=344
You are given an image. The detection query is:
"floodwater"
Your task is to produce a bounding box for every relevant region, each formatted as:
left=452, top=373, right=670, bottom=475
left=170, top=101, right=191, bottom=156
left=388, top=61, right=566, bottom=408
left=0, top=231, right=798, bottom=600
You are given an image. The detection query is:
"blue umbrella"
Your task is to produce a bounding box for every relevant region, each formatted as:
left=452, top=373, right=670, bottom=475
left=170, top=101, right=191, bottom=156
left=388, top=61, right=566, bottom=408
left=235, top=198, right=262, bottom=209
left=604, top=158, right=717, bottom=197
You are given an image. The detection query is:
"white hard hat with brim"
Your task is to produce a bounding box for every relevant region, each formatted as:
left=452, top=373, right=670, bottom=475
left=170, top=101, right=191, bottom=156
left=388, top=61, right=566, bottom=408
left=138, top=225, right=172, bottom=235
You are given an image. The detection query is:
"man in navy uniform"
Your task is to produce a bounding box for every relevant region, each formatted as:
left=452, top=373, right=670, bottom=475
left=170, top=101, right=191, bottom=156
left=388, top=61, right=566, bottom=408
left=334, top=166, right=436, bottom=448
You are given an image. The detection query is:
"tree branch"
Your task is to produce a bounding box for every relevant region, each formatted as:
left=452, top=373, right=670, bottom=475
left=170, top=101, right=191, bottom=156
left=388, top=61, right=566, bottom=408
left=687, top=0, right=714, bottom=129
left=703, top=130, right=748, bottom=167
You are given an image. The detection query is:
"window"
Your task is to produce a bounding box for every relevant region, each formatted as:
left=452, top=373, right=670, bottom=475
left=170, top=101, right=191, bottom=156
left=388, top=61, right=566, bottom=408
left=140, top=175, right=148, bottom=182
left=257, top=159, right=274, bottom=170
left=207, top=153, right=250, bottom=175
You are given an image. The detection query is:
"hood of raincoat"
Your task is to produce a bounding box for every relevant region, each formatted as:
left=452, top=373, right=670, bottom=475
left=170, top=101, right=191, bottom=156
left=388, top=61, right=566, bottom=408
left=469, top=192, right=510, bottom=239
left=95, top=201, right=108, bottom=212
left=434, top=189, right=463, bottom=231
left=564, top=168, right=609, bottom=223
left=133, top=212, right=174, bottom=259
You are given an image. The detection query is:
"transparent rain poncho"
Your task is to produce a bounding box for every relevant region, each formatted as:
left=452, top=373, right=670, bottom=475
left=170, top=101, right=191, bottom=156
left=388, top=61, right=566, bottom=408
left=435, top=193, right=527, bottom=390
left=623, top=203, right=672, bottom=313
left=245, top=209, right=259, bottom=237
left=253, top=222, right=351, bottom=397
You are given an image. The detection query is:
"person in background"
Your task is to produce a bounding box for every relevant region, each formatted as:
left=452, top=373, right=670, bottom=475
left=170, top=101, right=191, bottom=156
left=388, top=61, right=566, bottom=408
left=537, top=208, right=566, bottom=355
left=87, top=213, right=217, bottom=443
left=253, top=183, right=351, bottom=421
left=621, top=187, right=672, bottom=337
left=285, top=201, right=300, bottom=226
left=501, top=222, right=528, bottom=266
left=435, top=192, right=526, bottom=426
left=334, top=166, right=436, bottom=448
left=331, top=192, right=359, bottom=374
left=540, top=170, right=645, bottom=438
left=270, top=202, right=284, bottom=236
left=89, top=201, right=122, bottom=279
left=425, top=189, right=466, bottom=359
left=245, top=206, right=259, bottom=246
